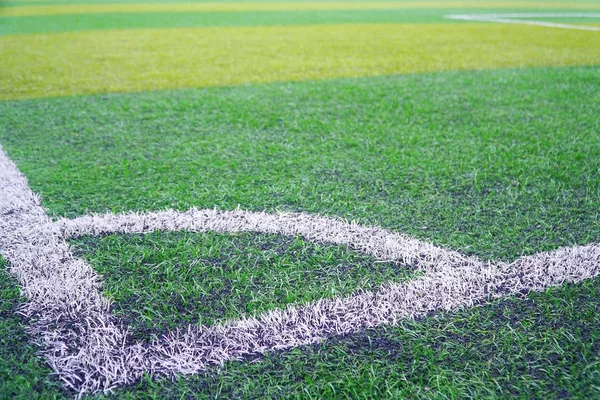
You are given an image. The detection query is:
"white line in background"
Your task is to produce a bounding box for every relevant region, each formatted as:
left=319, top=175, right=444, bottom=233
left=1, top=146, right=599, bottom=394
left=446, top=13, right=600, bottom=31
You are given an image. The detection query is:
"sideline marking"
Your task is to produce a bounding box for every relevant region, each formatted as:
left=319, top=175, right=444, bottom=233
left=446, top=13, right=600, bottom=31
left=1, top=146, right=599, bottom=394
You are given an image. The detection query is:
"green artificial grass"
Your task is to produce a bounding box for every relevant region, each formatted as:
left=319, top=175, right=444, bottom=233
left=70, top=231, right=417, bottom=337
left=1, top=66, right=599, bottom=398
left=3, top=0, right=600, bottom=6
left=0, top=9, right=468, bottom=36
left=4, top=8, right=590, bottom=36
left=1, top=67, right=598, bottom=261
left=3, top=256, right=600, bottom=399
left=2, top=8, right=598, bottom=36
left=95, top=275, right=600, bottom=399
left=3, top=0, right=592, bottom=6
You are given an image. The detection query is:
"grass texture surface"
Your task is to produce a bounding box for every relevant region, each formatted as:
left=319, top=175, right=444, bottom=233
left=1, top=67, right=598, bottom=261
left=70, top=231, right=417, bottom=336
left=0, top=8, right=563, bottom=36
left=3, top=8, right=600, bottom=36
left=3, top=1, right=600, bottom=17
left=1, top=23, right=599, bottom=100
left=2, top=255, right=600, bottom=399
left=1, top=0, right=599, bottom=397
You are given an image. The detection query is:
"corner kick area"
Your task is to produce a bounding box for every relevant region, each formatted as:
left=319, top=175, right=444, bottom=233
left=1, top=0, right=600, bottom=398
left=1, top=142, right=599, bottom=393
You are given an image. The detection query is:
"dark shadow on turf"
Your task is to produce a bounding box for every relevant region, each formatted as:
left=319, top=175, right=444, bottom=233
left=70, top=231, right=417, bottom=342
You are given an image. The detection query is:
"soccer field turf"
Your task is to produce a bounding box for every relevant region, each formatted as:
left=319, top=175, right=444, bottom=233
left=1, top=1, right=599, bottom=398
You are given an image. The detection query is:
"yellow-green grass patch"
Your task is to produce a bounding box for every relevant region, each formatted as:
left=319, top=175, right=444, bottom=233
left=1, top=23, right=599, bottom=100
left=3, top=1, right=600, bottom=17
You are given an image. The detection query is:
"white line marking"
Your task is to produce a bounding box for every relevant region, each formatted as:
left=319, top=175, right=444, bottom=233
left=0, top=145, right=599, bottom=394
left=56, top=208, right=473, bottom=273
left=446, top=13, right=600, bottom=31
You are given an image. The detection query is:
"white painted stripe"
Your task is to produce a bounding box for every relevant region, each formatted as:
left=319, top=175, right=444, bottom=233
left=56, top=209, right=473, bottom=273
left=145, top=242, right=600, bottom=376
left=0, top=145, right=599, bottom=394
left=0, top=148, right=151, bottom=392
left=446, top=13, right=600, bottom=31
